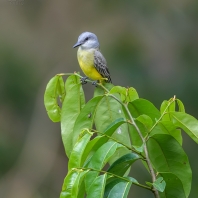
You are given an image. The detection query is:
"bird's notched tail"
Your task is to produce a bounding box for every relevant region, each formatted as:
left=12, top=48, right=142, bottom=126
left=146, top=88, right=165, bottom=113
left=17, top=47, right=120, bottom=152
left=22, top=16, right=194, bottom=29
left=73, top=32, right=112, bottom=83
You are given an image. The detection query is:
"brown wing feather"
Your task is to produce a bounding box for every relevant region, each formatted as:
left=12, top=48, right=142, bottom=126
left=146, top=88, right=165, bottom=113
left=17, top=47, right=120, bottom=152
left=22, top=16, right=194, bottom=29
left=94, top=50, right=112, bottom=83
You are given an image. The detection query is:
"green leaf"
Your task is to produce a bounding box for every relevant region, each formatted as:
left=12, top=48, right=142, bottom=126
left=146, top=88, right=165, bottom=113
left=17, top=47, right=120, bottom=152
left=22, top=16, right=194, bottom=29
left=159, top=172, right=186, bottom=198
left=105, top=177, right=138, bottom=198
left=160, top=99, right=175, bottom=121
left=153, top=177, right=166, bottom=192
left=85, top=141, right=118, bottom=191
left=94, top=86, right=131, bottom=163
left=72, top=95, right=104, bottom=155
left=60, top=169, right=89, bottom=198
left=176, top=99, right=185, bottom=112
left=136, top=114, right=153, bottom=131
left=170, top=112, right=198, bottom=144
left=107, top=153, right=140, bottom=176
left=104, top=178, right=123, bottom=198
left=126, top=87, right=139, bottom=102
left=81, top=118, right=128, bottom=166
left=128, top=121, right=147, bottom=147
left=145, top=181, right=152, bottom=187
left=77, top=170, right=90, bottom=198
left=87, top=174, right=107, bottom=198
left=128, top=99, right=161, bottom=121
left=109, top=86, right=139, bottom=103
left=61, top=75, right=85, bottom=157
left=68, top=130, right=93, bottom=171
left=109, top=86, right=127, bottom=102
left=150, top=121, right=182, bottom=145
left=44, top=75, right=65, bottom=122
left=103, top=117, right=128, bottom=135
left=133, top=144, right=144, bottom=152
left=81, top=136, right=102, bottom=166
left=147, top=134, right=192, bottom=197
left=108, top=177, right=133, bottom=198
left=94, top=83, right=113, bottom=97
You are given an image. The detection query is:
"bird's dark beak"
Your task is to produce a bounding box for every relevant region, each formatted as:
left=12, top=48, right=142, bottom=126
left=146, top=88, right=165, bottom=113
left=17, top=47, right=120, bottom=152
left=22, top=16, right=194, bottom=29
left=73, top=41, right=82, bottom=48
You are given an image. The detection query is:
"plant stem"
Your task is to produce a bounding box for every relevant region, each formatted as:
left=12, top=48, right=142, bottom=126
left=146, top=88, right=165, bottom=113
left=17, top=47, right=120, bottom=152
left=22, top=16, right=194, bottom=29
left=57, top=73, right=74, bottom=76
left=75, top=167, right=153, bottom=191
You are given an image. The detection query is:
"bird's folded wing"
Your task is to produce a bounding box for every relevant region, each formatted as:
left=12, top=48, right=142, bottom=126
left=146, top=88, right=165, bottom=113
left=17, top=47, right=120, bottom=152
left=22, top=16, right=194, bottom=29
left=94, top=50, right=112, bottom=83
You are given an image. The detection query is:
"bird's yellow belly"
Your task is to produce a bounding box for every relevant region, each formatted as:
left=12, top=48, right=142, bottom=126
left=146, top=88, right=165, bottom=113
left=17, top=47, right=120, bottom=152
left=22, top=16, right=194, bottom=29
left=77, top=49, right=103, bottom=80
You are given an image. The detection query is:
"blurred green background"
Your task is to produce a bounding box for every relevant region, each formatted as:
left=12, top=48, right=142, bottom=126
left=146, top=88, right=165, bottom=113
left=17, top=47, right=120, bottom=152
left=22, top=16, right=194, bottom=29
left=0, top=1, right=198, bottom=197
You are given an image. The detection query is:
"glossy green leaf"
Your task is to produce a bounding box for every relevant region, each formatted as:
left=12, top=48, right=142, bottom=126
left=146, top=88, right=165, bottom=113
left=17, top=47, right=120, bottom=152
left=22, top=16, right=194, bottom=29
left=104, top=178, right=123, bottom=198
left=150, top=121, right=182, bottom=145
left=87, top=174, right=107, bottom=198
left=153, top=177, right=166, bottom=192
left=107, top=153, right=140, bottom=176
left=76, top=170, right=90, bottom=198
left=103, top=117, right=128, bottom=135
left=109, top=86, right=139, bottom=103
left=94, top=86, right=131, bottom=163
left=60, top=169, right=89, bottom=198
left=128, top=99, right=161, bottom=121
left=81, top=118, right=127, bottom=166
left=108, top=177, right=133, bottom=198
left=147, top=134, right=192, bottom=197
left=128, top=121, right=147, bottom=147
left=109, top=86, right=127, bottom=102
left=68, top=131, right=93, bottom=171
left=105, top=177, right=138, bottom=198
left=81, top=136, right=102, bottom=166
left=44, top=75, right=65, bottom=122
left=72, top=95, right=104, bottom=155
left=145, top=181, right=152, bottom=187
left=126, top=87, right=139, bottom=102
left=85, top=141, right=118, bottom=191
left=159, top=172, right=186, bottom=198
left=160, top=99, right=175, bottom=121
left=170, top=112, right=198, bottom=144
left=176, top=99, right=185, bottom=112
left=94, top=83, right=113, bottom=96
left=133, top=144, right=144, bottom=152
left=136, top=114, right=153, bottom=131
left=61, top=75, right=85, bottom=157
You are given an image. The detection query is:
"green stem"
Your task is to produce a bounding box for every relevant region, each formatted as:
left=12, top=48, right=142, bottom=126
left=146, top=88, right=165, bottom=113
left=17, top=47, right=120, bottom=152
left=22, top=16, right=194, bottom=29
left=75, top=167, right=152, bottom=191
left=57, top=73, right=74, bottom=76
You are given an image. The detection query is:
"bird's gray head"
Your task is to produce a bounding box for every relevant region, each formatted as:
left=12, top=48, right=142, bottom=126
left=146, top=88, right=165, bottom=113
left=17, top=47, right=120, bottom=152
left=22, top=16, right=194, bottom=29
left=73, top=32, right=100, bottom=49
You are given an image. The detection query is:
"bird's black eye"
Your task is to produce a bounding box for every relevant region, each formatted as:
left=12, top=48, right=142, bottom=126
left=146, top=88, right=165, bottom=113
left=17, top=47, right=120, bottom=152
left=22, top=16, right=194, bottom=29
left=85, top=37, right=89, bottom=41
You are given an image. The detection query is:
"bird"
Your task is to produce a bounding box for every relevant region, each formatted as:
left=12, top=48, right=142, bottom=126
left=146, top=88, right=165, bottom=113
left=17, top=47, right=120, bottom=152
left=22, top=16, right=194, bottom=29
left=73, top=32, right=112, bottom=84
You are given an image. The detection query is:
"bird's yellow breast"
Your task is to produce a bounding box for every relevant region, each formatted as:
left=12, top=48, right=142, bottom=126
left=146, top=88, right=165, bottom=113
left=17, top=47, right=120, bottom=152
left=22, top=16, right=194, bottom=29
left=77, top=48, right=103, bottom=80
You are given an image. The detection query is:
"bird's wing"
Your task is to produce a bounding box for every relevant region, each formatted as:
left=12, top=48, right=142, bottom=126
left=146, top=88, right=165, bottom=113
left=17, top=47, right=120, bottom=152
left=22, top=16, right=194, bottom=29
left=94, top=49, right=112, bottom=83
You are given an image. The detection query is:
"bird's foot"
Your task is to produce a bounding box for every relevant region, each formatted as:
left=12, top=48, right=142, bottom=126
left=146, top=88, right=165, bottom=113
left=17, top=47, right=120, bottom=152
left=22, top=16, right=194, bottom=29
left=92, top=81, right=98, bottom=87
left=80, top=77, right=88, bottom=85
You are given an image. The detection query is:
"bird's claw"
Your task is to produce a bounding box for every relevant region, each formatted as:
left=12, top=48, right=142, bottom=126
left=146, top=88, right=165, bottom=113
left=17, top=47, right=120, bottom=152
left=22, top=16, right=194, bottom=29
left=92, top=81, right=98, bottom=87
left=80, top=77, right=88, bottom=85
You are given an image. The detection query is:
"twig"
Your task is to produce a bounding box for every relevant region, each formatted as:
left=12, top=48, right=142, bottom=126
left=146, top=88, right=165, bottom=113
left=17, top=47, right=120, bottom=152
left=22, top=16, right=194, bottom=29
left=74, top=167, right=153, bottom=191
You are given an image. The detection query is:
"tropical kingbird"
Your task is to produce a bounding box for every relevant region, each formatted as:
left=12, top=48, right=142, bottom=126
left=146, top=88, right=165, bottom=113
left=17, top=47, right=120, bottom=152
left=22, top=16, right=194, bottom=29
left=73, top=32, right=112, bottom=83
